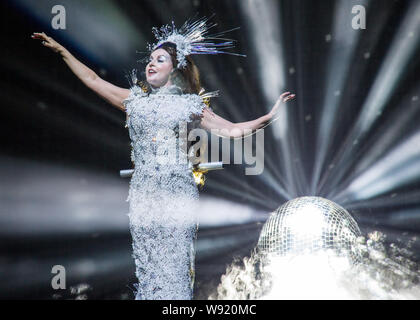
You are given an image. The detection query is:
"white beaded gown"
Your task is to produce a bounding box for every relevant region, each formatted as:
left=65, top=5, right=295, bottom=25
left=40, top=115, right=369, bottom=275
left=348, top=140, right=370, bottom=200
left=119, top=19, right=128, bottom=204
left=122, top=82, right=207, bottom=300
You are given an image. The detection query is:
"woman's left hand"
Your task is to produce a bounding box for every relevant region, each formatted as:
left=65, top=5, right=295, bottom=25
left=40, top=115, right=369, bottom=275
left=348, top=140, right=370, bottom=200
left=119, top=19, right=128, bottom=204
left=267, top=92, right=296, bottom=120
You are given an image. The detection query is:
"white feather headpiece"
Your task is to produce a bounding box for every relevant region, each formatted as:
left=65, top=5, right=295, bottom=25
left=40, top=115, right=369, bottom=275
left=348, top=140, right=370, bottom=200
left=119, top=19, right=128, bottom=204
left=147, top=14, right=246, bottom=69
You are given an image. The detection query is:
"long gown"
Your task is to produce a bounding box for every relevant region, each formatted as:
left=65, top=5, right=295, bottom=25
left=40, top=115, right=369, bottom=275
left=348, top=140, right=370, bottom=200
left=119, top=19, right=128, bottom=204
left=122, top=83, right=207, bottom=300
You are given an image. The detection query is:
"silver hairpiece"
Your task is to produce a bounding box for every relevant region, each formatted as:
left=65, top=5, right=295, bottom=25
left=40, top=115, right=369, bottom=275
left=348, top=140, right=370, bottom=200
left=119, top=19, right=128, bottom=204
left=147, top=14, right=246, bottom=69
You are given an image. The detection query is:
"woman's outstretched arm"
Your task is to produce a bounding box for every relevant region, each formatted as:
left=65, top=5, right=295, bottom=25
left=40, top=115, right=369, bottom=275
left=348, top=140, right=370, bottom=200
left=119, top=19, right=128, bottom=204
left=200, top=92, right=295, bottom=138
left=31, top=32, right=129, bottom=112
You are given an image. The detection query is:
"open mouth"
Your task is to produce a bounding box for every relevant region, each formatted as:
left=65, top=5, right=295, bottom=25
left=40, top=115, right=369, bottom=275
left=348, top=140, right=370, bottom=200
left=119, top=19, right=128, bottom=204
left=148, top=69, right=157, bottom=75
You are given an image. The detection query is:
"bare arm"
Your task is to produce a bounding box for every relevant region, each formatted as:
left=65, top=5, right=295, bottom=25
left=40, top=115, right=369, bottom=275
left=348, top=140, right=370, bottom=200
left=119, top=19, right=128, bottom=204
left=31, top=32, right=129, bottom=112
left=200, top=92, right=295, bottom=139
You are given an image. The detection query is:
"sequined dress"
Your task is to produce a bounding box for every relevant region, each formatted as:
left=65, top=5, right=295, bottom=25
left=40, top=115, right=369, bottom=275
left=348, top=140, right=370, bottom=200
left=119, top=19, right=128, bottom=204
left=122, top=83, right=206, bottom=300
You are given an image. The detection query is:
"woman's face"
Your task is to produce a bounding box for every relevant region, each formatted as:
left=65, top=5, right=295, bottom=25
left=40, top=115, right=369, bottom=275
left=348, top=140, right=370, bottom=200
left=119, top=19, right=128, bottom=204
left=145, top=48, right=174, bottom=88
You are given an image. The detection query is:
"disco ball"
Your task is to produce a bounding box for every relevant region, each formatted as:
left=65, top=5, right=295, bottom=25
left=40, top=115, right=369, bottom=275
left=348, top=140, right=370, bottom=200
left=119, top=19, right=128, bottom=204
left=257, top=197, right=362, bottom=262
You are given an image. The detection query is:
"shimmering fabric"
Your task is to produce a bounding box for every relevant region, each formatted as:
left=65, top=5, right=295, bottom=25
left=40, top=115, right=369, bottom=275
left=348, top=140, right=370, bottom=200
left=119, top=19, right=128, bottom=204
left=123, top=84, right=206, bottom=300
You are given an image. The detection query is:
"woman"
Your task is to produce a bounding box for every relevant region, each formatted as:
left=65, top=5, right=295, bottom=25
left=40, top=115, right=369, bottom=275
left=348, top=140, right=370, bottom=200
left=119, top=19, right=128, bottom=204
left=31, top=18, right=295, bottom=300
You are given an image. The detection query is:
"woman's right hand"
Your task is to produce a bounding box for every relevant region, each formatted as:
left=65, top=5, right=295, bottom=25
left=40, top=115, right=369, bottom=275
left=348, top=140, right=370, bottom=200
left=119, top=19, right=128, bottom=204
left=31, top=32, right=64, bottom=54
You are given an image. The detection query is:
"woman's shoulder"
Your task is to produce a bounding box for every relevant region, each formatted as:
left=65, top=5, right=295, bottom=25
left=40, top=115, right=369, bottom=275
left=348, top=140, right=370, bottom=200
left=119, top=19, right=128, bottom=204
left=122, top=83, right=148, bottom=113
left=182, top=89, right=218, bottom=103
left=181, top=89, right=219, bottom=118
left=127, top=82, right=148, bottom=98
left=124, top=72, right=148, bottom=99
left=195, top=89, right=219, bottom=113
